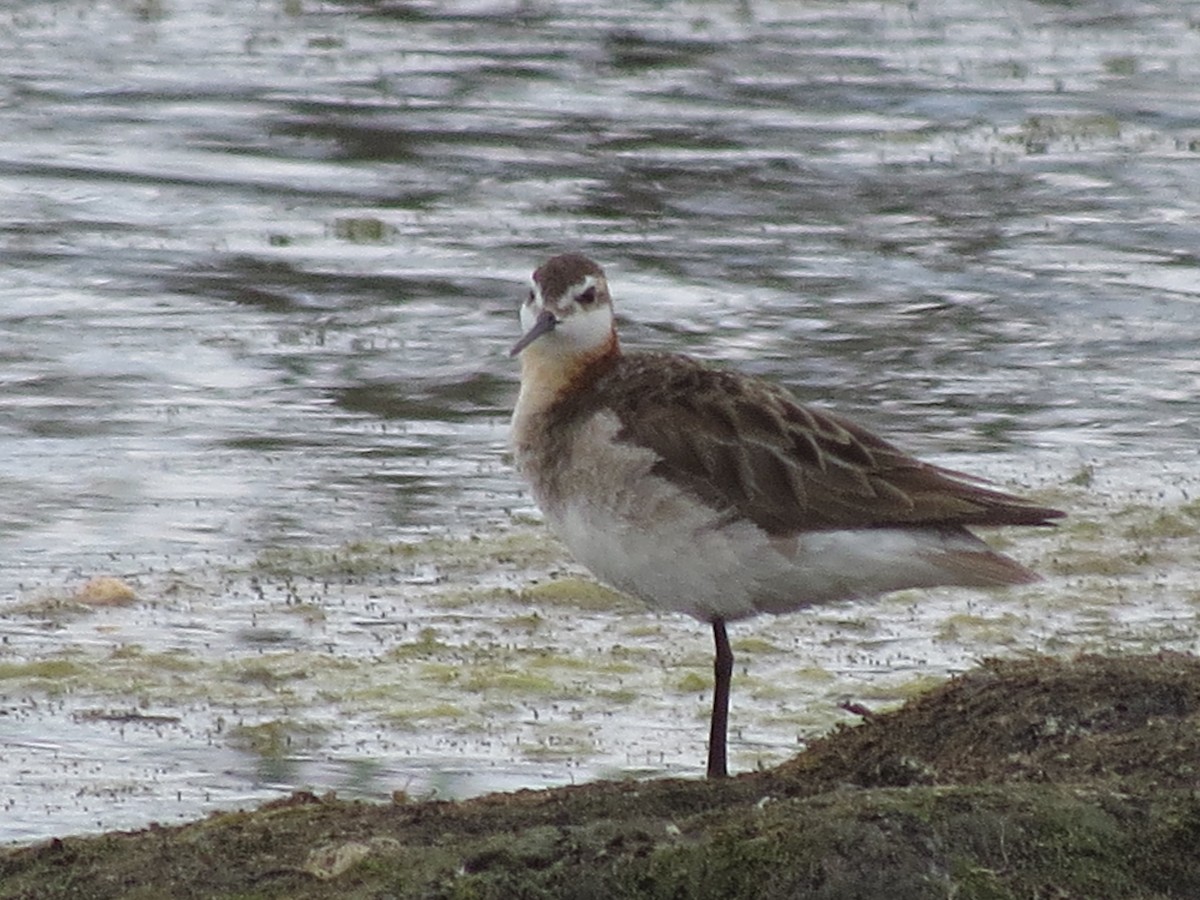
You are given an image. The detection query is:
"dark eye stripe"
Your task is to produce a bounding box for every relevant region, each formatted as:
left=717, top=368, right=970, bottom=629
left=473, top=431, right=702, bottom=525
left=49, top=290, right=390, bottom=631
left=577, top=286, right=597, bottom=305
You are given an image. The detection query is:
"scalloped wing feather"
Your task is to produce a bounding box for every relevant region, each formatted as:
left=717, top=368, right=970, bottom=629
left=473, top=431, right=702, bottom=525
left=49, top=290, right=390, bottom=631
left=596, top=352, right=1064, bottom=536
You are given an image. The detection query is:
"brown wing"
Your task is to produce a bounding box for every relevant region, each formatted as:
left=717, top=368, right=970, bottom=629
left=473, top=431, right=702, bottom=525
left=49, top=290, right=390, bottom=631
left=595, top=352, right=1064, bottom=536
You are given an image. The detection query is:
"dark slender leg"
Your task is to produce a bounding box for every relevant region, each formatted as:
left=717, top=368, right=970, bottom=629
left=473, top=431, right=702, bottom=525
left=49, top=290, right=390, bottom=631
left=707, top=618, right=732, bottom=779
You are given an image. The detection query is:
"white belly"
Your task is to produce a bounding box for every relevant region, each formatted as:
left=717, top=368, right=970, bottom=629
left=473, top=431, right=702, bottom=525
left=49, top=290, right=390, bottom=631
left=522, top=410, right=1016, bottom=623
left=552, top=496, right=1004, bottom=622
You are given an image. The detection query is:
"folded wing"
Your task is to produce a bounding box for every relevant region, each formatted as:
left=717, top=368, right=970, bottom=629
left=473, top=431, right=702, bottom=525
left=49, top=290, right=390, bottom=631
left=599, top=352, right=1065, bottom=537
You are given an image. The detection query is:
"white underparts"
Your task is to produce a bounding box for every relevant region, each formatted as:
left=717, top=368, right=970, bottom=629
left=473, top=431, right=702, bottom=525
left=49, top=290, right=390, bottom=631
left=534, top=412, right=1032, bottom=623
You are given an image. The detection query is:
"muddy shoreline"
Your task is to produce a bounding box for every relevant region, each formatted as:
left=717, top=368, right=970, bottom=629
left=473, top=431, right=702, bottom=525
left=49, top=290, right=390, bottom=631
left=4, top=653, right=1199, bottom=899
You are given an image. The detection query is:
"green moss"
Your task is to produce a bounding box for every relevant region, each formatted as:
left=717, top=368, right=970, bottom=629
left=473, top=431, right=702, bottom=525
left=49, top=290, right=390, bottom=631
left=4, top=595, right=91, bottom=619
left=827, top=615, right=878, bottom=633
left=1125, top=511, right=1199, bottom=541
left=519, top=731, right=598, bottom=760
left=518, top=577, right=632, bottom=611
left=283, top=602, right=327, bottom=623
left=745, top=679, right=793, bottom=702
left=228, top=719, right=328, bottom=758
left=382, top=703, right=465, bottom=728
left=389, top=628, right=452, bottom=659
left=1008, top=113, right=1122, bottom=151
left=430, top=587, right=505, bottom=610
left=8, top=655, right=1200, bottom=898
left=595, top=687, right=641, bottom=704
left=674, top=672, right=709, bottom=693
left=1047, top=549, right=1142, bottom=577
left=419, top=662, right=462, bottom=685
left=1061, top=516, right=1105, bottom=539
left=248, top=528, right=569, bottom=581
left=600, top=787, right=1147, bottom=900
left=1103, top=55, right=1138, bottom=75
left=463, top=668, right=559, bottom=695
left=935, top=612, right=1026, bottom=645
left=331, top=216, right=395, bottom=243
left=622, top=623, right=668, bottom=639
left=430, top=786, right=1173, bottom=900
left=608, top=642, right=668, bottom=665
left=792, top=664, right=835, bottom=684
left=252, top=543, right=395, bottom=578
left=496, top=613, right=544, bottom=632
left=107, top=643, right=144, bottom=660
left=107, top=645, right=200, bottom=673
left=1067, top=464, right=1096, bottom=487
left=525, top=651, right=636, bottom=675
left=0, top=658, right=84, bottom=682
left=888, top=673, right=952, bottom=702
left=731, top=637, right=785, bottom=655
left=235, top=665, right=289, bottom=689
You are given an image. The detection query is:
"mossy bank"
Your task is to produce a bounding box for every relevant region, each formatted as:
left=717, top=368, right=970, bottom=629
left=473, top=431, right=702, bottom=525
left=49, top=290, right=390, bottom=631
left=4, top=653, right=1200, bottom=899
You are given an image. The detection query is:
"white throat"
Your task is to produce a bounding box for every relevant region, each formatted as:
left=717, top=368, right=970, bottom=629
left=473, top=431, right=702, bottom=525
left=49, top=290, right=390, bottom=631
left=521, top=277, right=614, bottom=358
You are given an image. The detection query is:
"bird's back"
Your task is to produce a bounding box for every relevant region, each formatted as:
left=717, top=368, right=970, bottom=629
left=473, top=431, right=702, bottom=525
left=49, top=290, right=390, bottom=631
left=571, top=351, right=1059, bottom=531
left=512, top=350, right=1060, bottom=620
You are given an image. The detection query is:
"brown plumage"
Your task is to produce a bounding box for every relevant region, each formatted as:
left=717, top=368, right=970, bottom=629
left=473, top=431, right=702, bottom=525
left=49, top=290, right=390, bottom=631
left=555, top=351, right=1062, bottom=535
left=510, top=252, right=1065, bottom=779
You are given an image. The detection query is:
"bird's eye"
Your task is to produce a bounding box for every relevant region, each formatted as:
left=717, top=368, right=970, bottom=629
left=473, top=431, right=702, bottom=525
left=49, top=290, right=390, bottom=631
left=577, top=287, right=597, bottom=306
left=526, top=289, right=535, bottom=305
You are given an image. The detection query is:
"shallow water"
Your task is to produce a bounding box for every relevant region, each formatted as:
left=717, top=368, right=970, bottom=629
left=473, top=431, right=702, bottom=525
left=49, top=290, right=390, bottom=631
left=2, top=0, right=1200, bottom=843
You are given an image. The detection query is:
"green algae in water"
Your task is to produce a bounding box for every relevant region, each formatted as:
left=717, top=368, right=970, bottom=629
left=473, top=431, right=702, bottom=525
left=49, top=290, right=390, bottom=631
left=518, top=576, right=634, bottom=612
left=382, top=703, right=466, bottom=729
left=519, top=729, right=598, bottom=761
left=0, top=658, right=85, bottom=682
left=4, top=594, right=91, bottom=621
left=463, top=668, right=560, bottom=696
left=731, top=636, right=787, bottom=655
left=1124, top=510, right=1200, bottom=542
left=107, top=644, right=201, bottom=673
left=674, top=672, right=708, bottom=693
left=496, top=612, right=544, bottom=632
left=388, top=627, right=452, bottom=659
left=935, top=611, right=1028, bottom=645
left=249, top=529, right=570, bottom=580
left=527, top=651, right=639, bottom=676
left=229, top=719, right=329, bottom=757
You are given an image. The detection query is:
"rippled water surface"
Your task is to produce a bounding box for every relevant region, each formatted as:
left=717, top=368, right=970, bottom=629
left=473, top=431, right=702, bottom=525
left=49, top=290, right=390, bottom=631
left=3, top=0, right=1200, bottom=842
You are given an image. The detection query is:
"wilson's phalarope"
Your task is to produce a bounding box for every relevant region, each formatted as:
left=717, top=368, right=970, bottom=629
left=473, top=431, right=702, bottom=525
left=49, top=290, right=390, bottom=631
left=510, top=253, right=1063, bottom=779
